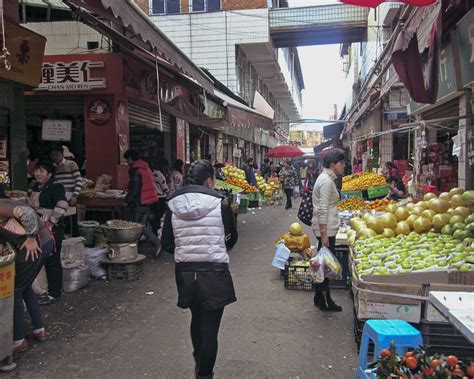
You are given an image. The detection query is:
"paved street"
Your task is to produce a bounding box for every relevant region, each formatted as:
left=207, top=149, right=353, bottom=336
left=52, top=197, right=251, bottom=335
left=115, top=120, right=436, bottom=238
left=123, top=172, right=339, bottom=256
left=4, top=202, right=358, bottom=379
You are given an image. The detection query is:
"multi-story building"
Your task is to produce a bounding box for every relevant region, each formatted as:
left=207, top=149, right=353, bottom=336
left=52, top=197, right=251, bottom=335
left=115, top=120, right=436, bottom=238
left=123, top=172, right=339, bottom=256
left=342, top=2, right=473, bottom=191
left=138, top=0, right=305, bottom=165
left=290, top=124, right=324, bottom=149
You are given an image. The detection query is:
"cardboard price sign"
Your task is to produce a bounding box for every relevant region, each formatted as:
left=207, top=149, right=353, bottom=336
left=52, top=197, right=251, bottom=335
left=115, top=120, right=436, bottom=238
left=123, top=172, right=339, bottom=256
left=0, top=264, right=14, bottom=299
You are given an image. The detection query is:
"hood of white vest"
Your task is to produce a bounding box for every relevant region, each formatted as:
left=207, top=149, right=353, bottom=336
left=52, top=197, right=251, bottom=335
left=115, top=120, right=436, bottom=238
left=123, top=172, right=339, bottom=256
left=168, top=192, right=221, bottom=221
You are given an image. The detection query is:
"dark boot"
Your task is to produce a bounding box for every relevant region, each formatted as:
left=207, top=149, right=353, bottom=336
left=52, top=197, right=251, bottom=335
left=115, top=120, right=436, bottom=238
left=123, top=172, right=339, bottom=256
left=325, top=291, right=342, bottom=312
left=196, top=373, right=213, bottom=379
left=193, top=352, right=199, bottom=377
left=314, top=290, right=327, bottom=310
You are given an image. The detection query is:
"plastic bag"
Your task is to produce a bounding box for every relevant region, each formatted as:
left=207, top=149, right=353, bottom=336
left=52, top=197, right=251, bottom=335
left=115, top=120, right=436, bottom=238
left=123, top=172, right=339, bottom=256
left=309, top=246, right=342, bottom=283
left=32, top=267, right=48, bottom=295
left=61, top=237, right=86, bottom=266
left=84, top=246, right=108, bottom=280
left=62, top=262, right=89, bottom=292
left=272, top=242, right=291, bottom=270
left=277, top=232, right=311, bottom=253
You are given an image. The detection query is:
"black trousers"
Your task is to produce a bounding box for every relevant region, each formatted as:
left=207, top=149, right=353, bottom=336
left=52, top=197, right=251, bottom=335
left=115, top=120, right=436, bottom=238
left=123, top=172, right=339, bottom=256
left=44, top=225, right=65, bottom=298
left=284, top=188, right=293, bottom=208
left=150, top=198, right=167, bottom=233
left=190, top=306, right=224, bottom=377
left=315, top=236, right=336, bottom=293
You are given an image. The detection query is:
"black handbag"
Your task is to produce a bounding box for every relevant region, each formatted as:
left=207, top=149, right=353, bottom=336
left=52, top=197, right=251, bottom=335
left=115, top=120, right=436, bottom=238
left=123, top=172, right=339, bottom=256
left=298, top=190, right=313, bottom=226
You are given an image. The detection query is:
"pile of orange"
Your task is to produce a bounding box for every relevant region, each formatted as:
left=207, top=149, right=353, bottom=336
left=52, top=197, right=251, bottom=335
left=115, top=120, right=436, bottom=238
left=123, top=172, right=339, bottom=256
left=225, top=177, right=259, bottom=193
left=342, top=172, right=387, bottom=191
left=338, top=197, right=366, bottom=211
left=366, top=198, right=395, bottom=212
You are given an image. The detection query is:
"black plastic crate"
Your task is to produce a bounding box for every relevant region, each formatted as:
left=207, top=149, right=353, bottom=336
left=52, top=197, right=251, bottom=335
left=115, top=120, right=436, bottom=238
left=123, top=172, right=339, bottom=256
left=421, top=322, right=474, bottom=361
left=107, top=261, right=144, bottom=281
left=248, top=200, right=259, bottom=209
left=283, top=263, right=315, bottom=291
left=330, top=246, right=350, bottom=289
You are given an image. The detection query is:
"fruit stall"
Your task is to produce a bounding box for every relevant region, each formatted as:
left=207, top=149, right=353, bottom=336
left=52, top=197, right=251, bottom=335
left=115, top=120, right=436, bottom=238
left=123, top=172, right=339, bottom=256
left=342, top=172, right=390, bottom=200
left=219, top=164, right=281, bottom=212
left=346, top=188, right=474, bottom=361
left=273, top=186, right=474, bottom=366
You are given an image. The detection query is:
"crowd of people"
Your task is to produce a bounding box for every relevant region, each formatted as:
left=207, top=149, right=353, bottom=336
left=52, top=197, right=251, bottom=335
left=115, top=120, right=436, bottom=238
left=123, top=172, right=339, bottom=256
left=1, top=146, right=414, bottom=377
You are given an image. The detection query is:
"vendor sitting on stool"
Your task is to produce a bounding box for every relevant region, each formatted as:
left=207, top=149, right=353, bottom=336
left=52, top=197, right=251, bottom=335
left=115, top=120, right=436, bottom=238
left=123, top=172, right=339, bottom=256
left=386, top=176, right=407, bottom=201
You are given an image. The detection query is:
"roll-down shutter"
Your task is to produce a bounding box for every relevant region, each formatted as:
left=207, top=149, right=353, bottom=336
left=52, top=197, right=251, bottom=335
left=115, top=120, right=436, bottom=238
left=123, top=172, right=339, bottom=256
left=129, top=100, right=171, bottom=132
left=25, top=96, right=83, bottom=115
left=0, top=109, right=9, bottom=127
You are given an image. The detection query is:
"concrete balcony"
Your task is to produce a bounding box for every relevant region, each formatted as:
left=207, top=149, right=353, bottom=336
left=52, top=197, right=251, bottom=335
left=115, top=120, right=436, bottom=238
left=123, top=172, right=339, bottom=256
left=270, top=4, right=369, bottom=47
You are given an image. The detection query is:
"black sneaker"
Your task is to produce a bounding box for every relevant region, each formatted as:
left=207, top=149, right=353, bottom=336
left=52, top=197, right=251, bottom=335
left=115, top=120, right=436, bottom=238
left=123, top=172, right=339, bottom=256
left=38, top=294, right=60, bottom=306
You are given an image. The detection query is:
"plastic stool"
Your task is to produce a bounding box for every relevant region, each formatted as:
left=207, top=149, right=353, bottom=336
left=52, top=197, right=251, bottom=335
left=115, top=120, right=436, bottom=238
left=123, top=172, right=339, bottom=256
left=357, top=320, right=423, bottom=379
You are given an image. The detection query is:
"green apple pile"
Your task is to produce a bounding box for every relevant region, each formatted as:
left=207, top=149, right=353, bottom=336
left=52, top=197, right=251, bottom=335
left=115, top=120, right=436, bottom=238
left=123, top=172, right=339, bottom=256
left=347, top=188, right=474, bottom=246
left=353, top=232, right=474, bottom=277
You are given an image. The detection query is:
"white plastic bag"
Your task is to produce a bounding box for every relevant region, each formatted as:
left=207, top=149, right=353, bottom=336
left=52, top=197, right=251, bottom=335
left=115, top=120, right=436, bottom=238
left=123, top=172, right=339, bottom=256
left=272, top=242, right=291, bottom=270
left=62, top=262, right=89, bottom=292
left=84, top=247, right=108, bottom=280
left=309, top=246, right=342, bottom=283
left=32, top=267, right=48, bottom=295
left=61, top=237, right=86, bottom=266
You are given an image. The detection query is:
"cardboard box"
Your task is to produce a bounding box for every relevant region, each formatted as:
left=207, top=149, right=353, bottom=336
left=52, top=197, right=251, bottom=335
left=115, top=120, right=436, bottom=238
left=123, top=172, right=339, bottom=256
left=422, top=283, right=474, bottom=323
left=352, top=270, right=423, bottom=323
left=350, top=248, right=474, bottom=323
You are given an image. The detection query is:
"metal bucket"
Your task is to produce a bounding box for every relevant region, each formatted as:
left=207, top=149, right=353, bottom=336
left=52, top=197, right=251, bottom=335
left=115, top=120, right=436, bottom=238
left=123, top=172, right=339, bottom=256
left=107, top=243, right=138, bottom=262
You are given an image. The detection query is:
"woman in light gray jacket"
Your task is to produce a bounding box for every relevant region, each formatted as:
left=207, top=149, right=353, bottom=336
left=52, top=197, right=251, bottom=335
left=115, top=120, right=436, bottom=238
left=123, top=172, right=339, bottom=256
left=311, top=149, right=346, bottom=312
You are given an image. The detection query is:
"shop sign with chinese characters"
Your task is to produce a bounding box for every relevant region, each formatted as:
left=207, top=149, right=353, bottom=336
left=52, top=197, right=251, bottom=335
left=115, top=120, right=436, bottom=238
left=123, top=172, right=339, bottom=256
left=37, top=60, right=106, bottom=91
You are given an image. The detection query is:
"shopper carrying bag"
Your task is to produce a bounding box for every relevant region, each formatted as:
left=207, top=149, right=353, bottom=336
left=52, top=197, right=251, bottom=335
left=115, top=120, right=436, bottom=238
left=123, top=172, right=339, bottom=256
left=311, top=150, right=345, bottom=312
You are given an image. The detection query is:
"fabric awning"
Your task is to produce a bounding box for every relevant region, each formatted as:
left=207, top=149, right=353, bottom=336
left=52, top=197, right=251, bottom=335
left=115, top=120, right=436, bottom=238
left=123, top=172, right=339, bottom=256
left=323, top=122, right=344, bottom=140
left=313, top=139, right=334, bottom=154
left=213, top=90, right=274, bottom=131
left=65, top=0, right=214, bottom=93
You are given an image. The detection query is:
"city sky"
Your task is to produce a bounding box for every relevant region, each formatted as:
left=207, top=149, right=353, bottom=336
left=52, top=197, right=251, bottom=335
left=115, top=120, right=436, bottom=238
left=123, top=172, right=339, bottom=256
left=289, top=0, right=349, bottom=121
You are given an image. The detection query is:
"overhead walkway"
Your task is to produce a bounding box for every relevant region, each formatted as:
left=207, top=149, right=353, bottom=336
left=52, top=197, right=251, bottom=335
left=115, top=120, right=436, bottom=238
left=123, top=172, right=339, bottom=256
left=270, top=4, right=369, bottom=47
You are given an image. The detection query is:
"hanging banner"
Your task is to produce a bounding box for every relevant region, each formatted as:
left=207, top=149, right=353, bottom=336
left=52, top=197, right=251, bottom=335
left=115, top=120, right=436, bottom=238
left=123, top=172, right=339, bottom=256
left=0, top=21, right=46, bottom=87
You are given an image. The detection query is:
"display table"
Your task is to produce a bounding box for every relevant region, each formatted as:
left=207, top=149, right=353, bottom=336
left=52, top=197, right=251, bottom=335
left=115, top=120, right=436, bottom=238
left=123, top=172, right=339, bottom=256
left=78, top=198, right=126, bottom=222
left=429, top=291, right=474, bottom=344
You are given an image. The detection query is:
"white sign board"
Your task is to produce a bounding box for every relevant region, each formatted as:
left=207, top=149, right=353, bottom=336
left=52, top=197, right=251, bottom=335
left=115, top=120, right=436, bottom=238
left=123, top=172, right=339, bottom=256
left=42, top=119, right=72, bottom=141
left=37, top=61, right=106, bottom=92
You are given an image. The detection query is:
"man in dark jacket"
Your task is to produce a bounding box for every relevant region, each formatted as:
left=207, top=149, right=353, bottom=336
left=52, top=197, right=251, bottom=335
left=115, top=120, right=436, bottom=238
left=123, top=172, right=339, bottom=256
left=243, top=158, right=257, bottom=187
left=124, top=149, right=160, bottom=255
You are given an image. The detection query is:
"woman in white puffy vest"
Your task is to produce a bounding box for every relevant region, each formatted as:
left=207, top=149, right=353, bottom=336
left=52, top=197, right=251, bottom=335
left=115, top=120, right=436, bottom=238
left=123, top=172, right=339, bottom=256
left=161, top=159, right=238, bottom=379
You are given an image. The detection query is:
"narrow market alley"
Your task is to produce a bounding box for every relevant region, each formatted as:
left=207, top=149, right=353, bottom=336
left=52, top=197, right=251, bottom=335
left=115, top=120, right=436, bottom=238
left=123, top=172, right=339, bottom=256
left=3, top=202, right=357, bottom=379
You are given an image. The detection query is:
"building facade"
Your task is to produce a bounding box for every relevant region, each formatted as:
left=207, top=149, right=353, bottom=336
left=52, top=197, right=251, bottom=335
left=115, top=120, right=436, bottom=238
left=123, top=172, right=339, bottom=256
left=342, top=3, right=473, bottom=193
left=142, top=0, right=304, bottom=165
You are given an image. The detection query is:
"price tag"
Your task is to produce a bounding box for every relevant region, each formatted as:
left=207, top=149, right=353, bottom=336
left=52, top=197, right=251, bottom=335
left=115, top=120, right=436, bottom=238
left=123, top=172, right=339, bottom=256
left=0, top=264, right=14, bottom=299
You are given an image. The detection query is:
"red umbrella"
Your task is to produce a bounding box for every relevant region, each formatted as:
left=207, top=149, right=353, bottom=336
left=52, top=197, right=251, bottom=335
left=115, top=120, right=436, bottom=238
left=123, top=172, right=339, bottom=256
left=340, top=0, right=436, bottom=7
left=266, top=145, right=304, bottom=158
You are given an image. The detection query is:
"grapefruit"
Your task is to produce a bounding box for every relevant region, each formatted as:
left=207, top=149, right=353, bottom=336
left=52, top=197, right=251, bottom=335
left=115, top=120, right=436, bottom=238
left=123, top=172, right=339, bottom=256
left=381, top=213, right=397, bottom=230
left=396, top=221, right=411, bottom=236
left=424, top=192, right=437, bottom=201
left=462, top=190, right=474, bottom=206
left=439, top=192, right=452, bottom=201
left=429, top=198, right=451, bottom=214
left=395, top=207, right=410, bottom=221
left=432, top=213, right=450, bottom=232
left=289, top=223, right=303, bottom=236
left=413, top=217, right=432, bottom=234
left=451, top=194, right=465, bottom=208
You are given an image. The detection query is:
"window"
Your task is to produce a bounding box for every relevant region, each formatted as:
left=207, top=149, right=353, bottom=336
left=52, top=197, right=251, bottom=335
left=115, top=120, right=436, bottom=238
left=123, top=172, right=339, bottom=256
left=192, top=0, right=220, bottom=12
left=151, top=0, right=180, bottom=14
